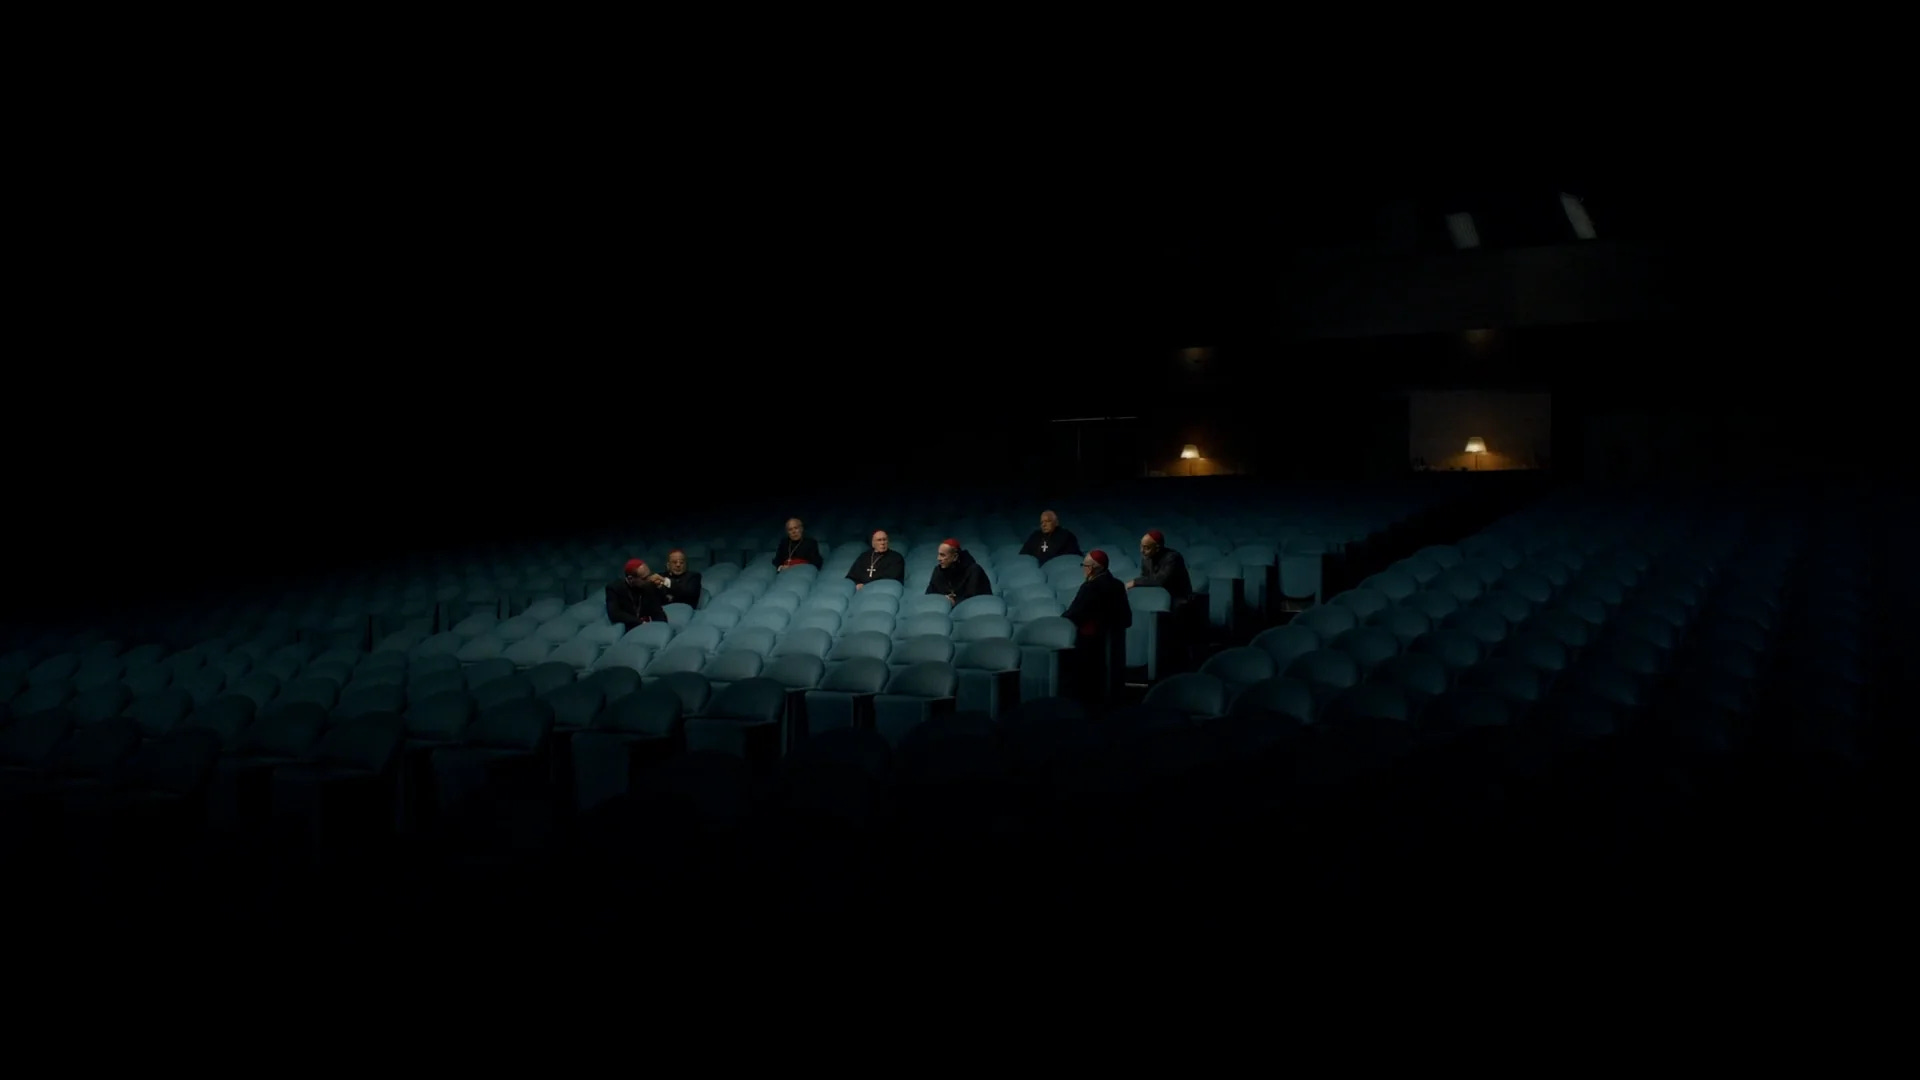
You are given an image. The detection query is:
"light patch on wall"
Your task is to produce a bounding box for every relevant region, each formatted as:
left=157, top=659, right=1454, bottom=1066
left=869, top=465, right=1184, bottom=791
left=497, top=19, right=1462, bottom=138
left=1409, top=390, right=1551, bottom=471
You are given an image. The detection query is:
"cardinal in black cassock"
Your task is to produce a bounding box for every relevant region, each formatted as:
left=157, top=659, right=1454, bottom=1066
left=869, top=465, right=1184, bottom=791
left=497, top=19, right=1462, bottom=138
left=847, top=530, right=906, bottom=588
left=1129, top=529, right=1192, bottom=607
left=772, top=517, right=823, bottom=571
left=1063, top=549, right=1132, bottom=704
left=1019, top=510, right=1082, bottom=566
left=926, top=538, right=991, bottom=605
left=606, top=558, right=669, bottom=631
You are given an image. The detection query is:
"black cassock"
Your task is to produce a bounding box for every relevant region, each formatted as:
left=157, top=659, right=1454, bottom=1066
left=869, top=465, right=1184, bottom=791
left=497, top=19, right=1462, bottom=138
left=1020, top=528, right=1082, bottom=566
left=1063, top=571, right=1132, bottom=703
left=605, top=580, right=668, bottom=631
left=659, top=571, right=702, bottom=608
left=772, top=536, right=823, bottom=570
left=1064, top=572, right=1132, bottom=640
left=926, top=551, right=991, bottom=603
left=846, top=549, right=906, bottom=585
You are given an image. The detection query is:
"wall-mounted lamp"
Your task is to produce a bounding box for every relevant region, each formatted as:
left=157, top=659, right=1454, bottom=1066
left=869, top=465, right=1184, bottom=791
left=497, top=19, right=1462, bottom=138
left=1465, top=437, right=1487, bottom=470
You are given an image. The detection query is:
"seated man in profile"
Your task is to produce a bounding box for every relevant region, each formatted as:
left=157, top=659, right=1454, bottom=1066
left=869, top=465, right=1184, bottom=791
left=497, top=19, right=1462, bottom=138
left=606, top=558, right=669, bottom=632
left=1063, top=549, right=1132, bottom=703
left=926, top=538, right=991, bottom=606
left=1019, top=509, right=1082, bottom=566
left=772, top=517, right=823, bottom=573
left=656, top=549, right=702, bottom=608
left=847, top=530, right=906, bottom=590
left=1127, top=529, right=1193, bottom=608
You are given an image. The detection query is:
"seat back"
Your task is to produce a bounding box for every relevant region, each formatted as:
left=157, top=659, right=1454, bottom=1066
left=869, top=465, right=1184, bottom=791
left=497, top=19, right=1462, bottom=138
left=1141, top=672, right=1227, bottom=720
left=956, top=638, right=1020, bottom=672
left=598, top=685, right=684, bottom=736
left=56, top=716, right=143, bottom=778
left=822, top=656, right=889, bottom=694
left=884, top=661, right=957, bottom=698
left=238, top=706, right=327, bottom=758
left=763, top=653, right=827, bottom=690
left=706, top=677, right=788, bottom=723
left=891, top=636, right=955, bottom=668
left=405, top=690, right=475, bottom=741
left=468, top=697, right=552, bottom=751
left=313, top=716, right=405, bottom=772
left=700, top=650, right=764, bottom=684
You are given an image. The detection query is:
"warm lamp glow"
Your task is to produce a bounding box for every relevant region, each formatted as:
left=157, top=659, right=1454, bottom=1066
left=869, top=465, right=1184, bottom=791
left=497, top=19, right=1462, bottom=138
left=1464, top=437, right=1487, bottom=454
left=1180, top=444, right=1200, bottom=460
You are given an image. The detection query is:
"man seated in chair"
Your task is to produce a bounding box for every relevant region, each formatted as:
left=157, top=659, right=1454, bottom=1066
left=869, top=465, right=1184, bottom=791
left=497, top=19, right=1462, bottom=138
left=1127, top=530, right=1193, bottom=608
left=772, top=517, right=823, bottom=573
left=658, top=549, right=702, bottom=608
left=1019, top=509, right=1082, bottom=566
left=607, top=558, right=669, bottom=632
left=847, top=530, right=906, bottom=590
left=926, top=538, right=991, bottom=606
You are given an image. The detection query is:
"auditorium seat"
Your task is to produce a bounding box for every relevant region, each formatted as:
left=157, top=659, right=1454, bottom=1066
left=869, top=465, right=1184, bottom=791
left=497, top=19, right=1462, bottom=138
left=685, top=677, right=789, bottom=758
left=953, top=638, right=1021, bottom=718
left=29, top=478, right=1887, bottom=899
left=805, top=657, right=889, bottom=736
left=571, top=685, right=683, bottom=811
left=429, top=697, right=552, bottom=825
left=1013, top=617, right=1076, bottom=702
left=1141, top=672, right=1227, bottom=723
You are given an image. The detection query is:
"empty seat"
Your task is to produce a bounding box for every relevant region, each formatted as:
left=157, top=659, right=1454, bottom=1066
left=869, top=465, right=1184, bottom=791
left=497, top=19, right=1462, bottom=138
left=180, top=695, right=257, bottom=751
left=805, top=656, right=890, bottom=736
left=1285, top=649, right=1361, bottom=699
left=271, top=716, right=405, bottom=856
left=544, top=680, right=605, bottom=732
left=829, top=631, right=893, bottom=666
left=1199, top=647, right=1275, bottom=694
left=1140, top=672, right=1227, bottom=722
left=571, top=686, right=684, bottom=811
left=1332, top=627, right=1400, bottom=675
left=1295, top=604, right=1357, bottom=641
left=1226, top=676, right=1315, bottom=723
left=771, top=627, right=834, bottom=661
left=1372, top=651, right=1450, bottom=702
left=953, top=615, right=1012, bottom=644
left=471, top=673, right=534, bottom=711
left=953, top=638, right=1021, bottom=718
left=685, top=677, right=790, bottom=758
left=430, top=697, right=553, bottom=822
left=889, top=635, right=956, bottom=673
left=69, top=684, right=132, bottom=726
left=1013, top=617, right=1076, bottom=702
left=700, top=649, right=765, bottom=691
left=872, top=662, right=959, bottom=748
left=1251, top=625, right=1320, bottom=672
left=127, top=688, right=195, bottom=739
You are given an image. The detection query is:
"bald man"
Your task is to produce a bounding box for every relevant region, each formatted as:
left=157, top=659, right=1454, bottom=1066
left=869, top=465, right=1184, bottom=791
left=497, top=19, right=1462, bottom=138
left=847, top=530, right=906, bottom=590
left=657, top=549, right=702, bottom=608
left=1019, top=509, right=1081, bottom=566
left=772, top=517, right=823, bottom=572
left=1128, top=529, right=1193, bottom=607
left=926, top=538, right=991, bottom=606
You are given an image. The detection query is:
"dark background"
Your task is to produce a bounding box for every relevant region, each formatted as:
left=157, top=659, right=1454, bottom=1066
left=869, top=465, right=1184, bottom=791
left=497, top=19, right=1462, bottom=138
left=13, top=130, right=1887, bottom=619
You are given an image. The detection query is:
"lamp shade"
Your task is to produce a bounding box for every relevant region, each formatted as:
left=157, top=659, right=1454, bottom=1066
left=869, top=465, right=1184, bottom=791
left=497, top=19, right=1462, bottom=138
left=1180, top=444, right=1200, bottom=460
left=1464, top=437, right=1487, bottom=454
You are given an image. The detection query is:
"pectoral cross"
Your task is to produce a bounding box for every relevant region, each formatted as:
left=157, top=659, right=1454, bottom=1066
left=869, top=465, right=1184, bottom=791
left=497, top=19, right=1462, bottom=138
left=1040, top=541, right=1048, bottom=553
left=866, top=565, right=877, bottom=577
